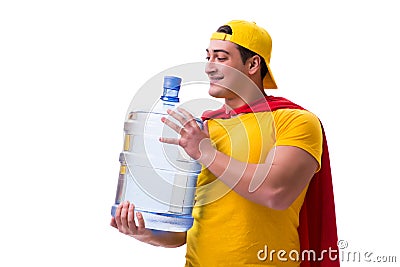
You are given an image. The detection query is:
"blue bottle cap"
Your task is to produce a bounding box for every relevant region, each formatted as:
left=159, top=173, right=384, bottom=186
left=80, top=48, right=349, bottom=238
left=161, top=76, right=182, bottom=102
left=163, top=76, right=182, bottom=90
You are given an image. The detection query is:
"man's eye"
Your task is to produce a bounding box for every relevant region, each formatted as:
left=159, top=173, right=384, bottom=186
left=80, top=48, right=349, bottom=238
left=205, top=56, right=210, bottom=61
left=217, top=58, right=227, bottom=61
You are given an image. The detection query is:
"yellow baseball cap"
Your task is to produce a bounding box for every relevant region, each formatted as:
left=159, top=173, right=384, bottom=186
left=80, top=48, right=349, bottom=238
left=210, top=20, right=278, bottom=89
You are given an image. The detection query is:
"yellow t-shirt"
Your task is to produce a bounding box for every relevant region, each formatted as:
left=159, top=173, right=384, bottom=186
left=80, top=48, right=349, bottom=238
left=185, top=109, right=323, bottom=267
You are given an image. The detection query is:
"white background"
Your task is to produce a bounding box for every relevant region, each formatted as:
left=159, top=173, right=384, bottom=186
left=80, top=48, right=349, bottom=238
left=1, top=0, right=399, bottom=266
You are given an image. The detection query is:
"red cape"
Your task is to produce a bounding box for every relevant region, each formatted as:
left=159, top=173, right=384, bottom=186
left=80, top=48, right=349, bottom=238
left=202, top=96, right=340, bottom=267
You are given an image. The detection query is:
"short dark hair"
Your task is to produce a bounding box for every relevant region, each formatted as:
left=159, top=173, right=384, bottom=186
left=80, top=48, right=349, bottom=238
left=216, top=25, right=268, bottom=80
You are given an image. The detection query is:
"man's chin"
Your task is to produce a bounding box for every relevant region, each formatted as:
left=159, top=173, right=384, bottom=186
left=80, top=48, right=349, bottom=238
left=208, top=83, right=231, bottom=97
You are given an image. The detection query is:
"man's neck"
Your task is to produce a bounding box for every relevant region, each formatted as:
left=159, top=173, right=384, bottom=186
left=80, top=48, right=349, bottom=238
left=224, top=90, right=267, bottom=111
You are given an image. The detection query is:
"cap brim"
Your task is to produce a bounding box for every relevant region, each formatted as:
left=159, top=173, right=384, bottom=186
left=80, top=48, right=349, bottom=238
left=263, top=63, right=278, bottom=89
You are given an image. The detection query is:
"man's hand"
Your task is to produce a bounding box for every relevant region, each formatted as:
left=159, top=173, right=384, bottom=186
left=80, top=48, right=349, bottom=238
left=110, top=201, right=148, bottom=237
left=110, top=201, right=187, bottom=247
left=160, top=108, right=216, bottom=167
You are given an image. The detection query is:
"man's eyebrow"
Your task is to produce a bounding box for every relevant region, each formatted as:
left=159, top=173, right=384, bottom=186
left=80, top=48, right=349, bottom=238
left=206, top=49, right=230, bottom=55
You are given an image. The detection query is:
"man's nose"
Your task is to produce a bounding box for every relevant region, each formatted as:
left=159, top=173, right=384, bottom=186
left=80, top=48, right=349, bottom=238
left=205, top=62, right=217, bottom=75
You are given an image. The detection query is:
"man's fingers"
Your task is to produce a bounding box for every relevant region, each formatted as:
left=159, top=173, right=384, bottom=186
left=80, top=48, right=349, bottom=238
left=162, top=117, right=182, bottom=134
left=120, top=201, right=130, bottom=230
left=111, top=201, right=147, bottom=236
left=177, top=108, right=199, bottom=128
left=167, top=109, right=187, bottom=125
left=163, top=108, right=200, bottom=135
left=136, top=212, right=146, bottom=230
left=127, top=203, right=138, bottom=232
left=114, top=202, right=123, bottom=228
left=159, top=137, right=180, bottom=145
left=176, top=107, right=193, bottom=118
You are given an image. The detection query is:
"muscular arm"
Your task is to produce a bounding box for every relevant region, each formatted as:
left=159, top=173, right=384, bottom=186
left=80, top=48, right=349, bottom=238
left=161, top=108, right=319, bottom=211
left=110, top=201, right=186, bottom=248
left=200, top=145, right=318, bottom=210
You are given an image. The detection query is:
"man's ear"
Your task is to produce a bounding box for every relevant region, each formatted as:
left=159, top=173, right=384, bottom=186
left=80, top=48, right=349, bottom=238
left=247, top=55, right=261, bottom=75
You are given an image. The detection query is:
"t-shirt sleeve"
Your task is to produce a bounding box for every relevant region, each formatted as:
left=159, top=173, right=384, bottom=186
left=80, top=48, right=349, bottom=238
left=274, top=109, right=323, bottom=170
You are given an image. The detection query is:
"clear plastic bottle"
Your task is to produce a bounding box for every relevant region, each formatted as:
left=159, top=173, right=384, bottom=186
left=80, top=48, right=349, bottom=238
left=111, top=76, right=202, bottom=232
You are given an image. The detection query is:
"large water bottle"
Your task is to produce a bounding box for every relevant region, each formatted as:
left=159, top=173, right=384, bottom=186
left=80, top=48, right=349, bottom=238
left=111, top=76, right=202, bottom=232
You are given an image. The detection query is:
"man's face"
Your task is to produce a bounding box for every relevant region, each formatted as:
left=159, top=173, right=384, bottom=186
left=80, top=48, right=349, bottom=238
left=205, top=40, right=248, bottom=99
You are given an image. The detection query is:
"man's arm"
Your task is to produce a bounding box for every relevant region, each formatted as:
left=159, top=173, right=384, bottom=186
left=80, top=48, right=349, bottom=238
left=199, top=145, right=318, bottom=210
left=160, top=108, right=319, bottom=210
left=110, top=201, right=186, bottom=248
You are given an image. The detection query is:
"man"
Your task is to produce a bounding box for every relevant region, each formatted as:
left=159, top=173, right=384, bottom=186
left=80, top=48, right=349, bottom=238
left=111, top=20, right=339, bottom=266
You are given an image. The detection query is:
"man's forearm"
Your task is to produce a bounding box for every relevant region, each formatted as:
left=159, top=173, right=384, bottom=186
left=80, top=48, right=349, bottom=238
left=199, top=145, right=317, bottom=210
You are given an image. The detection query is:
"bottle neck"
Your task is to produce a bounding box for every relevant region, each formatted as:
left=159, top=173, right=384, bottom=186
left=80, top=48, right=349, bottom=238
left=160, top=88, right=179, bottom=103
